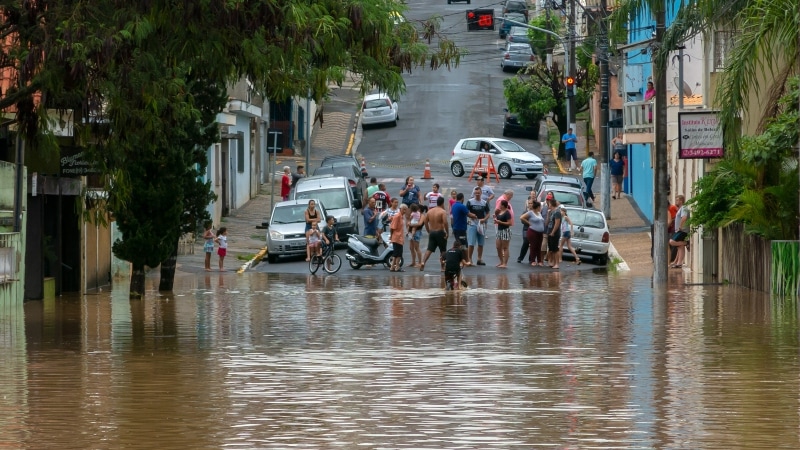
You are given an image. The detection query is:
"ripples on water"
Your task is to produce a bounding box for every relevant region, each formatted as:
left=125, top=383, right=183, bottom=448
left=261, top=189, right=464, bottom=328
left=1, top=271, right=798, bottom=448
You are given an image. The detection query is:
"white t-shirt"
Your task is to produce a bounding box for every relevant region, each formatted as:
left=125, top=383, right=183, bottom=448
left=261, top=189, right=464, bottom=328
left=425, top=192, right=442, bottom=209
left=217, top=235, right=228, bottom=249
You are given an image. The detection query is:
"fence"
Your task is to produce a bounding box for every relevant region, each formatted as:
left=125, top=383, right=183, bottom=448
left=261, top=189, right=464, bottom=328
left=719, top=224, right=771, bottom=293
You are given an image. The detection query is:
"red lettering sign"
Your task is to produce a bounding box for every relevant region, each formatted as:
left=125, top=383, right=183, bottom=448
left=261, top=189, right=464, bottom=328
left=478, top=15, right=493, bottom=27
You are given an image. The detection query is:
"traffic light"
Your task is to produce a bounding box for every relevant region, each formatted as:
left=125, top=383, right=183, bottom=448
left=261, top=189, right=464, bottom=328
left=466, top=9, right=494, bottom=31
left=565, top=76, right=576, bottom=97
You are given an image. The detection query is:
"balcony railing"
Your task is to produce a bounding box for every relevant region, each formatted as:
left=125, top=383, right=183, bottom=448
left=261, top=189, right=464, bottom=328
left=0, top=232, right=20, bottom=284
left=622, top=99, right=654, bottom=144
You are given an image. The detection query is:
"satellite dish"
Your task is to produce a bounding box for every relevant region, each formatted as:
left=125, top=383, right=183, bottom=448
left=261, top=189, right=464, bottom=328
left=673, top=77, right=693, bottom=97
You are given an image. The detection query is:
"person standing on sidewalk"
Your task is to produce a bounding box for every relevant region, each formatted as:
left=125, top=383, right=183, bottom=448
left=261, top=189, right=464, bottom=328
left=562, top=128, right=578, bottom=171
left=581, top=152, right=599, bottom=205
left=291, top=165, right=305, bottom=188
left=203, top=222, right=215, bottom=271
left=610, top=151, right=625, bottom=199
left=281, top=166, right=292, bottom=201
left=215, top=227, right=228, bottom=271
left=521, top=201, right=545, bottom=266
left=669, top=194, right=691, bottom=268
left=367, top=177, right=379, bottom=197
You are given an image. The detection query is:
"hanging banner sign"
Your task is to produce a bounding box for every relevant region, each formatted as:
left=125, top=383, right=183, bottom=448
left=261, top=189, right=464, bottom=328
left=60, top=147, right=101, bottom=175
left=678, top=111, right=724, bottom=159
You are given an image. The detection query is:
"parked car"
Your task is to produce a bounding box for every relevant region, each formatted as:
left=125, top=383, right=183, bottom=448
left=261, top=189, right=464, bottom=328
left=265, top=199, right=328, bottom=263
left=320, top=154, right=359, bottom=168
left=361, top=93, right=399, bottom=128
left=450, top=137, right=543, bottom=179
left=503, top=0, right=529, bottom=21
left=506, top=26, right=530, bottom=45
left=313, top=162, right=368, bottom=206
left=500, top=42, right=535, bottom=73
left=533, top=185, right=587, bottom=209
left=447, top=0, right=470, bottom=4
left=499, top=13, right=526, bottom=39
left=503, top=110, right=540, bottom=138
left=562, top=206, right=610, bottom=265
left=529, top=174, right=583, bottom=195
left=293, top=175, right=362, bottom=239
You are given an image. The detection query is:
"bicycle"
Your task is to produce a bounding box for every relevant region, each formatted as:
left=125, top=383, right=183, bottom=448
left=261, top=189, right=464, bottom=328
left=309, top=241, right=342, bottom=274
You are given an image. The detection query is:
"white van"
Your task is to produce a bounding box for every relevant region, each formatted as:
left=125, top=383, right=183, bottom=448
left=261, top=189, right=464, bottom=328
left=292, top=175, right=362, bottom=239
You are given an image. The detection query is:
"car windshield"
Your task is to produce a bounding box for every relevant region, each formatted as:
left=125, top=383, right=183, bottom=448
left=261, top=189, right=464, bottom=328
left=272, top=205, right=319, bottom=225
left=313, top=166, right=354, bottom=179
left=364, top=99, right=389, bottom=109
left=565, top=209, right=605, bottom=229
left=296, top=189, right=349, bottom=210
left=554, top=192, right=583, bottom=206
left=494, top=140, right=526, bottom=153
left=541, top=181, right=580, bottom=191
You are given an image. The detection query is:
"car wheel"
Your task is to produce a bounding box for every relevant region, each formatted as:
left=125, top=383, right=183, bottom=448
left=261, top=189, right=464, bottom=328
left=450, top=161, right=465, bottom=177
left=392, top=118, right=397, bottom=127
left=596, top=253, right=609, bottom=266
left=498, top=163, right=512, bottom=179
left=526, top=174, right=537, bottom=179
left=267, top=253, right=278, bottom=264
left=502, top=127, right=510, bottom=137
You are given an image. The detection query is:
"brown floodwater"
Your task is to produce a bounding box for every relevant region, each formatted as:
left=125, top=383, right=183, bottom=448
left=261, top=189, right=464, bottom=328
left=1, top=270, right=798, bottom=449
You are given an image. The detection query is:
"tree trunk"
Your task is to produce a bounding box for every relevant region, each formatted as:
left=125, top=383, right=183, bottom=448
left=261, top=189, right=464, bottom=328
left=159, top=240, right=179, bottom=292
left=130, top=263, right=146, bottom=298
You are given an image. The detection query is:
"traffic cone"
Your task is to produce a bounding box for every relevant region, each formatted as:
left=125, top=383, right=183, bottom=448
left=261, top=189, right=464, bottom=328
left=360, top=157, right=368, bottom=176
left=422, top=159, right=433, bottom=179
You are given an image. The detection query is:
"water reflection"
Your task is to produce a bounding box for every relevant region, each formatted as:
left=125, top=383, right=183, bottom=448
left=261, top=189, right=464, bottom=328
left=1, top=273, right=798, bottom=448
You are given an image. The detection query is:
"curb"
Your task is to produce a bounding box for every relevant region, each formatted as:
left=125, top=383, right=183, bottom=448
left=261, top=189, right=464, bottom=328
left=238, top=247, right=267, bottom=274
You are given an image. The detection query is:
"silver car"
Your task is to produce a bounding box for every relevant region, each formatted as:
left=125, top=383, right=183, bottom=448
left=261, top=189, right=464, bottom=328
left=562, top=206, right=610, bottom=265
left=501, top=42, right=534, bottom=72
left=265, top=199, right=327, bottom=263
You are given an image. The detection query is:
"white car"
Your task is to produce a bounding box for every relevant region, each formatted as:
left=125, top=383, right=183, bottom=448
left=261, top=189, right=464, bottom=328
left=361, top=93, right=398, bottom=127
left=562, top=206, right=610, bottom=265
left=449, top=137, right=543, bottom=179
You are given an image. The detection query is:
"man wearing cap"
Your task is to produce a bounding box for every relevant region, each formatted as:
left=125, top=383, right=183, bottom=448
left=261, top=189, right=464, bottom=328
left=466, top=187, right=490, bottom=266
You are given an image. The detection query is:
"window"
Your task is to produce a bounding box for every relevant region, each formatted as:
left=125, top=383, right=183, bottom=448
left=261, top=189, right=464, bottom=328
left=237, top=134, right=245, bottom=173
left=0, top=247, right=16, bottom=284
left=714, top=30, right=737, bottom=71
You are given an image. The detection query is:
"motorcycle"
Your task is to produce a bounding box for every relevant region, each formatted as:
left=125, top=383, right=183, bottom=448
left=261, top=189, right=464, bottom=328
left=346, top=230, right=404, bottom=269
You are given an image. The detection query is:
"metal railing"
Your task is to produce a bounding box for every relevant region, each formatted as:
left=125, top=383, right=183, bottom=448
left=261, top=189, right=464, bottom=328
left=0, top=232, right=21, bottom=284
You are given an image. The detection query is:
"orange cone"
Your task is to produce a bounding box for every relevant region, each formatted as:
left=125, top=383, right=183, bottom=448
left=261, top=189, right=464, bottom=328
left=360, top=157, right=367, bottom=176
left=422, top=159, right=433, bottom=179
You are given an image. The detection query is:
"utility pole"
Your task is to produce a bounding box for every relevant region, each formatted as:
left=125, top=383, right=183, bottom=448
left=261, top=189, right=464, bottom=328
left=653, top=4, right=669, bottom=284
left=568, top=0, right=577, bottom=130
left=598, top=0, right=611, bottom=219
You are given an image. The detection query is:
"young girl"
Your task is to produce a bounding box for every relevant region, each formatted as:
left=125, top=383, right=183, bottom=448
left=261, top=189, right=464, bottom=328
left=202, top=222, right=215, bottom=271
left=215, top=227, right=228, bottom=271
left=558, top=207, right=580, bottom=265
left=407, top=204, right=422, bottom=267
left=305, top=200, right=321, bottom=261
left=307, top=224, right=322, bottom=258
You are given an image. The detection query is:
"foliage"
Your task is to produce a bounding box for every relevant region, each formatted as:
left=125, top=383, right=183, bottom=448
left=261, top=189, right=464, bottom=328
left=527, top=14, right=564, bottom=59
left=503, top=62, right=599, bottom=136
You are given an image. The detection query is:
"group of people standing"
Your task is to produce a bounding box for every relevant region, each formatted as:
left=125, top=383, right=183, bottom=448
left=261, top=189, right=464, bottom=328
left=356, top=175, right=584, bottom=289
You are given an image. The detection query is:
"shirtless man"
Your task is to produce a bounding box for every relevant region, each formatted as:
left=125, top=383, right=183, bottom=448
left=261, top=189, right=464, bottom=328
left=419, top=196, right=449, bottom=272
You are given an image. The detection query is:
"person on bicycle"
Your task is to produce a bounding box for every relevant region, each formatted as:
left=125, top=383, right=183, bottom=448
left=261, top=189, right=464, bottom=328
left=444, top=239, right=467, bottom=290
left=321, top=215, right=338, bottom=250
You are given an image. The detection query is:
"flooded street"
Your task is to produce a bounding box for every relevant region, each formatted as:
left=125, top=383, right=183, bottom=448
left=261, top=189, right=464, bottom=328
left=1, top=271, right=798, bottom=448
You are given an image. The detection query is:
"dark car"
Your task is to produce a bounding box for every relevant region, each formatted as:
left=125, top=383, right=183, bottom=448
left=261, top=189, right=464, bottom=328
left=503, top=0, right=529, bottom=21
left=313, top=162, right=368, bottom=206
left=320, top=154, right=359, bottom=168
left=499, top=13, right=526, bottom=39
left=447, top=0, right=471, bottom=3
left=503, top=109, right=539, bottom=139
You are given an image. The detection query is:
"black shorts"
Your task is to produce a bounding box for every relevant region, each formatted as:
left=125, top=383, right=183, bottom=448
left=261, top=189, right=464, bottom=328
left=671, top=231, right=688, bottom=242
left=393, top=243, right=404, bottom=257
left=547, top=234, right=561, bottom=252
left=444, top=270, right=460, bottom=282
left=427, top=230, right=448, bottom=253
left=453, top=229, right=467, bottom=247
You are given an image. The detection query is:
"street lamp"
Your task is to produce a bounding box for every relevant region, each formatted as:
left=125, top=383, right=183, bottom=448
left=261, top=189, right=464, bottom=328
left=503, top=19, right=571, bottom=127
